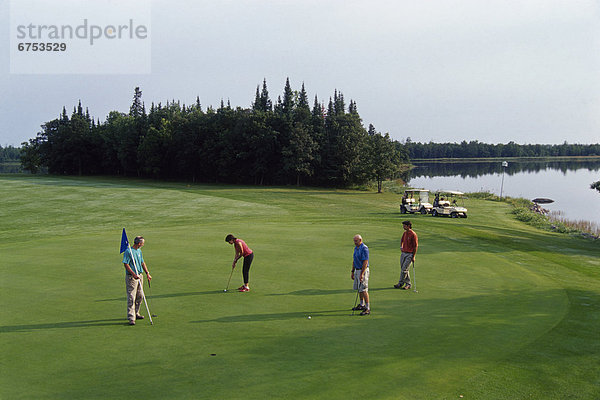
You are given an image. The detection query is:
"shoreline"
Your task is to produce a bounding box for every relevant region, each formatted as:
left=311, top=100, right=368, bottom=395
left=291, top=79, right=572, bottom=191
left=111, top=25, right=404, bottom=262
left=411, top=155, right=600, bottom=163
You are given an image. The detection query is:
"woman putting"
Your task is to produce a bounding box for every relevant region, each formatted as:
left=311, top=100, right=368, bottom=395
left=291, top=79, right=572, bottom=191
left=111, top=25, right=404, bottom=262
left=225, top=234, right=254, bottom=292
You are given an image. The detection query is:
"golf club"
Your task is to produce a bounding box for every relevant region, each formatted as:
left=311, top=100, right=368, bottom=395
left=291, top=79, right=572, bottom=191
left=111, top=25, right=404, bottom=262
left=224, top=267, right=234, bottom=292
left=412, top=260, right=418, bottom=293
left=139, top=282, right=154, bottom=325
left=351, top=285, right=360, bottom=316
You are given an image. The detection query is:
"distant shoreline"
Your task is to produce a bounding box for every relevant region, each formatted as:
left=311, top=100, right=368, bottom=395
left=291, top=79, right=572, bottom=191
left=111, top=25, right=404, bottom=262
left=412, top=155, right=600, bottom=163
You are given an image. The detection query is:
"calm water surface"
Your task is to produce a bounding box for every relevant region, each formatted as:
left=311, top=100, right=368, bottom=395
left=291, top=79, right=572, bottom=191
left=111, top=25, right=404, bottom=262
left=408, top=160, right=600, bottom=225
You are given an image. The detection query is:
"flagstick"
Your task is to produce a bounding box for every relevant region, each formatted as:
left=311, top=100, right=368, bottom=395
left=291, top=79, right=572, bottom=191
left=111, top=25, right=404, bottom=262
left=128, top=244, right=154, bottom=325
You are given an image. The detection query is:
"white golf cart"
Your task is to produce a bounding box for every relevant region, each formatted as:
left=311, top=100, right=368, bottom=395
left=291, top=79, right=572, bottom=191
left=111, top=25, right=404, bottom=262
left=431, top=190, right=468, bottom=218
left=400, top=189, right=433, bottom=215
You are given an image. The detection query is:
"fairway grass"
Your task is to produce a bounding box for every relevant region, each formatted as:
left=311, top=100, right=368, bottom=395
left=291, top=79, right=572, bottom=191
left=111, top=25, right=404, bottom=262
left=1, top=175, right=599, bottom=399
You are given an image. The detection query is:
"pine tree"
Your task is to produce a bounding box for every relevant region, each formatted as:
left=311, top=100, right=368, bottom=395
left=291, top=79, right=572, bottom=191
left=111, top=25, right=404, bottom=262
left=368, top=123, right=376, bottom=136
left=253, top=85, right=261, bottom=111
left=260, top=78, right=272, bottom=112
left=311, top=95, right=323, bottom=120
left=130, top=87, right=144, bottom=117
left=61, top=106, right=69, bottom=123
left=298, top=83, right=309, bottom=111
left=349, top=100, right=359, bottom=115
left=333, top=90, right=345, bottom=115
left=282, top=77, right=295, bottom=116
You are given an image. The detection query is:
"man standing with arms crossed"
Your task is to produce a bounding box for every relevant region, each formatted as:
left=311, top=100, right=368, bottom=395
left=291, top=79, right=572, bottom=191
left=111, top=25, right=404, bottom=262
left=395, top=220, right=418, bottom=290
left=351, top=234, right=371, bottom=316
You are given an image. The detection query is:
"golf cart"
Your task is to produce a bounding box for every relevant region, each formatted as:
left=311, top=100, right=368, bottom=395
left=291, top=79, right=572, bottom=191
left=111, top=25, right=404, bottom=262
left=400, top=189, right=433, bottom=215
left=431, top=190, right=468, bottom=218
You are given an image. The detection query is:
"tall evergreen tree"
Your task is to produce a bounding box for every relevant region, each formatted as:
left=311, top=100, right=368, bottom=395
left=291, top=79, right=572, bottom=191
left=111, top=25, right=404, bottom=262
left=253, top=78, right=273, bottom=112
left=130, top=87, right=144, bottom=118
left=281, top=77, right=295, bottom=116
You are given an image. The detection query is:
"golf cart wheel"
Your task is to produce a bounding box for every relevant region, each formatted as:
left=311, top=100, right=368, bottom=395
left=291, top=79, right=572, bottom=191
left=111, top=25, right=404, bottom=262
left=400, top=205, right=407, bottom=214
left=451, top=212, right=458, bottom=218
left=420, top=207, right=427, bottom=214
left=432, top=210, right=438, bottom=217
left=461, top=214, right=468, bottom=218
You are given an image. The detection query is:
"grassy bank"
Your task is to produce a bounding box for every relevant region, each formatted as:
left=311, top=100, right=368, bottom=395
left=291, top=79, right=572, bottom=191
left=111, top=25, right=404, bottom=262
left=1, top=175, right=599, bottom=399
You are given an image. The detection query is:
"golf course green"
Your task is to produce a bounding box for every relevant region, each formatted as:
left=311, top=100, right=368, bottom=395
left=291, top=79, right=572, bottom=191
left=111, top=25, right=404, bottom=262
left=1, top=175, right=598, bottom=399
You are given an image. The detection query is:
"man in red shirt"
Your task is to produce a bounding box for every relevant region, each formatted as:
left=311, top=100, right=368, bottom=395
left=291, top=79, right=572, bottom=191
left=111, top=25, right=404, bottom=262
left=394, top=220, right=418, bottom=290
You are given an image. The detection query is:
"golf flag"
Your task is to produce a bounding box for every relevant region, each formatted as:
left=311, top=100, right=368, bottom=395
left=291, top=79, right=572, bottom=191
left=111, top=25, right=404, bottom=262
left=120, top=228, right=130, bottom=254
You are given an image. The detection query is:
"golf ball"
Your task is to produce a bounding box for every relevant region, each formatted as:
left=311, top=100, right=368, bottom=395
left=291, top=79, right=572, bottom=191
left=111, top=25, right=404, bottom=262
left=308, top=316, right=311, bottom=319
left=223, top=289, right=227, bottom=292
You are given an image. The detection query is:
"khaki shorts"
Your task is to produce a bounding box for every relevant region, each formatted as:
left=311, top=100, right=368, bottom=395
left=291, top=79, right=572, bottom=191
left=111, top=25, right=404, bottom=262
left=353, top=267, right=369, bottom=292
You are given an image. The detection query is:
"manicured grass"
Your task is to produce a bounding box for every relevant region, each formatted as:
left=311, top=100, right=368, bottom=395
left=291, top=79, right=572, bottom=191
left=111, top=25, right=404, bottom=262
left=1, top=175, right=599, bottom=399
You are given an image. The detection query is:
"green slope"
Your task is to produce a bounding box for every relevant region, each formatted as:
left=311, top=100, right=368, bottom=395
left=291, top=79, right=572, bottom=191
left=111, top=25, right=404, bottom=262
left=1, top=175, right=598, bottom=399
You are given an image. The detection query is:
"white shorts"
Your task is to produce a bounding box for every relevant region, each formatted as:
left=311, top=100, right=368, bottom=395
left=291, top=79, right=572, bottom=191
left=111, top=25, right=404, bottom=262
left=353, top=267, right=369, bottom=292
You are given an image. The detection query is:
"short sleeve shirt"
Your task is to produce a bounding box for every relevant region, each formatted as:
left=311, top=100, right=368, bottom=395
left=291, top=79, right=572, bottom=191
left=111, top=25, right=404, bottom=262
left=123, top=248, right=144, bottom=275
left=353, top=243, right=369, bottom=270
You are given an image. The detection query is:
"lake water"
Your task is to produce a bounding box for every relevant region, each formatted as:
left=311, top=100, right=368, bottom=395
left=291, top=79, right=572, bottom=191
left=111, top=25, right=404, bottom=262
left=407, top=160, right=600, bottom=225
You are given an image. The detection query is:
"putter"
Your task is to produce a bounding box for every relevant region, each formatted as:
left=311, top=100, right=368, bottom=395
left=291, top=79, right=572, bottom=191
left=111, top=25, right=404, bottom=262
left=139, top=283, right=154, bottom=325
left=351, top=289, right=360, bottom=315
left=351, top=282, right=360, bottom=316
left=412, top=260, right=418, bottom=293
left=224, top=267, right=234, bottom=292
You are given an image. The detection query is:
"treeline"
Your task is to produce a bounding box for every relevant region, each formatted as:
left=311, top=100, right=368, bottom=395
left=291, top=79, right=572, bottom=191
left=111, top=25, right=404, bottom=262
left=0, top=145, right=20, bottom=162
left=406, top=139, right=600, bottom=159
left=21, top=80, right=407, bottom=189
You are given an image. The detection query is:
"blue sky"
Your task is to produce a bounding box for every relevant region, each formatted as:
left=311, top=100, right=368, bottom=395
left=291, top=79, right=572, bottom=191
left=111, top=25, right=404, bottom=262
left=2, top=0, right=600, bottom=146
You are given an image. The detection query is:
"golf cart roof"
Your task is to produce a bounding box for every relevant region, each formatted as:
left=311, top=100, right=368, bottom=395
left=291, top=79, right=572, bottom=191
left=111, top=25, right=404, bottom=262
left=436, top=190, right=464, bottom=195
left=405, top=189, right=429, bottom=193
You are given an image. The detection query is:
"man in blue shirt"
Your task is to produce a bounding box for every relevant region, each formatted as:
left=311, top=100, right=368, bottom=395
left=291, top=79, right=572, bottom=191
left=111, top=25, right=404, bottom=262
left=123, top=236, right=152, bottom=325
left=351, top=234, right=370, bottom=315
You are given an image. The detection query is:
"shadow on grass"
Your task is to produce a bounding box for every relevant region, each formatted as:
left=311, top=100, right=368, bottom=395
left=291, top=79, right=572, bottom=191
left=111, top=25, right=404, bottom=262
left=191, top=309, right=350, bottom=324
left=96, top=290, right=221, bottom=302
left=368, top=221, right=575, bottom=255
left=266, top=287, right=395, bottom=297
left=0, top=318, right=126, bottom=333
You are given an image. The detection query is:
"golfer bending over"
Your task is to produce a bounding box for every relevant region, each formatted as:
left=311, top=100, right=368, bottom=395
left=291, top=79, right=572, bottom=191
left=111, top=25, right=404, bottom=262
left=351, top=234, right=370, bottom=315
left=123, top=236, right=152, bottom=325
left=226, top=234, right=254, bottom=292
left=395, top=220, right=418, bottom=290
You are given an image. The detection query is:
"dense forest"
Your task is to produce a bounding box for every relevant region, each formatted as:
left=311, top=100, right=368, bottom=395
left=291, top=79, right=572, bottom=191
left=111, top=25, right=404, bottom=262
left=20, top=80, right=406, bottom=189
left=405, top=139, right=600, bottom=159
left=17, top=79, right=600, bottom=189
left=0, top=145, right=20, bottom=162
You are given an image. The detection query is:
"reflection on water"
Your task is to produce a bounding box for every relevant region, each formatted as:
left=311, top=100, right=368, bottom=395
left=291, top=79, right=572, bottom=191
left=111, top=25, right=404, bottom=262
left=411, top=159, right=600, bottom=179
left=407, top=159, right=600, bottom=226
